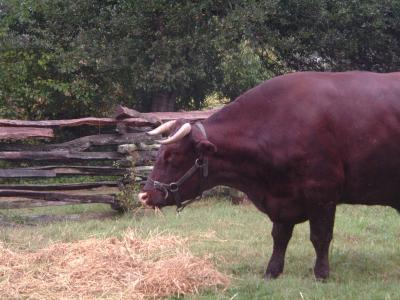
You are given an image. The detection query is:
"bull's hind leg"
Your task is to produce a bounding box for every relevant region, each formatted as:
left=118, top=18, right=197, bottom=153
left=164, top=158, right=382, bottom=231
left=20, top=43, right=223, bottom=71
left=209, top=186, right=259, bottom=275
left=264, top=222, right=294, bottom=279
left=308, top=201, right=336, bottom=280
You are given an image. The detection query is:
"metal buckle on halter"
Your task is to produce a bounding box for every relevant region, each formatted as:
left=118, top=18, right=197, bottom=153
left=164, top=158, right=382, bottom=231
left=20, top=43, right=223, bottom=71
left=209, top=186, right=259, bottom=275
left=195, top=158, right=203, bottom=167
left=148, top=122, right=209, bottom=212
left=196, top=158, right=208, bottom=177
left=151, top=180, right=169, bottom=200
left=168, top=182, right=179, bottom=193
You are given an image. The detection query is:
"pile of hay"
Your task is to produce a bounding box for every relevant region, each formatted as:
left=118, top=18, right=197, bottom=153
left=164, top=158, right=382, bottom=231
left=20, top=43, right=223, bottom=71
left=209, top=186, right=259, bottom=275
left=0, top=230, right=229, bottom=299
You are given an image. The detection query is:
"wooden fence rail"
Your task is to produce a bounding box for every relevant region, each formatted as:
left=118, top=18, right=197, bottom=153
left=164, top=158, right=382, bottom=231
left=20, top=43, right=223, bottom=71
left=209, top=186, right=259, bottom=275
left=0, top=105, right=215, bottom=209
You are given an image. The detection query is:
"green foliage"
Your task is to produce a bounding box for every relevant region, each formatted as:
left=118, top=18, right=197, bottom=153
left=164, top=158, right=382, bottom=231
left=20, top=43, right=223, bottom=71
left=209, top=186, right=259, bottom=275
left=115, top=182, right=141, bottom=212
left=241, top=0, right=400, bottom=72
left=219, top=41, right=273, bottom=100
left=114, top=166, right=142, bottom=212
left=1, top=0, right=400, bottom=119
left=0, top=0, right=111, bottom=119
left=101, top=0, right=227, bottom=111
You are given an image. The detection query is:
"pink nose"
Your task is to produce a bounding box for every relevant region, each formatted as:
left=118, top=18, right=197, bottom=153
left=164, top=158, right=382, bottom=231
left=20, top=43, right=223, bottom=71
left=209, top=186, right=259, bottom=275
left=138, top=192, right=149, bottom=205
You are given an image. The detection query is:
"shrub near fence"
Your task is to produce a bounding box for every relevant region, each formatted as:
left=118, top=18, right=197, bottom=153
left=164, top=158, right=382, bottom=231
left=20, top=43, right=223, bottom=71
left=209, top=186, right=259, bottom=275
left=0, top=106, right=215, bottom=210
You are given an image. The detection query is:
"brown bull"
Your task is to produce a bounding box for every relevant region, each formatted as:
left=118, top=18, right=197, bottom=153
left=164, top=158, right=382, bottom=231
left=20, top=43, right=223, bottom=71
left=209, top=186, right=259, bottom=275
left=139, top=71, right=400, bottom=280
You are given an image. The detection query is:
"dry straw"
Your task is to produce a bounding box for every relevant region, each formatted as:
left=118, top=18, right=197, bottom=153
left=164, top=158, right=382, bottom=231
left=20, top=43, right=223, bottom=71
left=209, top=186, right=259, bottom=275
left=0, top=230, right=229, bottom=299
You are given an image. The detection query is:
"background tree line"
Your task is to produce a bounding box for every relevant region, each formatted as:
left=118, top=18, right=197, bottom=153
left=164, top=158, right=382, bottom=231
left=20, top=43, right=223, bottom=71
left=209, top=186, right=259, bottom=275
left=1, top=0, right=399, bottom=120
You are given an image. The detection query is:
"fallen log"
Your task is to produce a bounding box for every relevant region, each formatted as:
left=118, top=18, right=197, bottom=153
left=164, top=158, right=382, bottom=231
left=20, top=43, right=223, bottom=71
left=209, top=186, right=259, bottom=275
left=0, top=190, right=116, bottom=204
left=0, top=127, right=54, bottom=140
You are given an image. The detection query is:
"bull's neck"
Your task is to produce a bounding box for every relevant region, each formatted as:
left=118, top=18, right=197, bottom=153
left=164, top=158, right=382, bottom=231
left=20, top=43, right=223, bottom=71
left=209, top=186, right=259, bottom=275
left=202, top=113, right=264, bottom=201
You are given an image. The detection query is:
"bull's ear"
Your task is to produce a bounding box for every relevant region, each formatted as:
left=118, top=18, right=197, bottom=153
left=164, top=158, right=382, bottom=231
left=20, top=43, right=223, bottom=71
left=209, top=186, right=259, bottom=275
left=196, top=140, right=217, bottom=156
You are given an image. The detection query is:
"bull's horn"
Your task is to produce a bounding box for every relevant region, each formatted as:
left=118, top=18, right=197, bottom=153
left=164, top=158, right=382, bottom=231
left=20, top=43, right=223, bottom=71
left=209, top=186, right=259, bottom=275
left=147, top=120, right=176, bottom=136
left=159, top=123, right=192, bottom=145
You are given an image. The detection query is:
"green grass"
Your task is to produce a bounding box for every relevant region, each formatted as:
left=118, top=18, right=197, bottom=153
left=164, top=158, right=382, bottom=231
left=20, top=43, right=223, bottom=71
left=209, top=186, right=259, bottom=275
left=1, top=198, right=399, bottom=299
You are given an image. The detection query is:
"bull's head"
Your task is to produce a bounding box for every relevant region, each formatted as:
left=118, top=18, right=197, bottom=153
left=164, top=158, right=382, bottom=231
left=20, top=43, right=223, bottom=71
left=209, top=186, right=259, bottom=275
left=138, top=119, right=217, bottom=209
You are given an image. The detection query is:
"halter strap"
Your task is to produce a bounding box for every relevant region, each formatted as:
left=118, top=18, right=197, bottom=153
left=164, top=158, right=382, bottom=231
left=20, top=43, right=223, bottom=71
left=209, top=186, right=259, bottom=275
left=148, top=122, right=209, bottom=212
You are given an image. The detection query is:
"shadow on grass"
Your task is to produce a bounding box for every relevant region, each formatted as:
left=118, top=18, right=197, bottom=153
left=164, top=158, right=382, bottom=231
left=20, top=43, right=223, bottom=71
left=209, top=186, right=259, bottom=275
left=224, top=249, right=400, bottom=284
left=329, top=250, right=400, bottom=281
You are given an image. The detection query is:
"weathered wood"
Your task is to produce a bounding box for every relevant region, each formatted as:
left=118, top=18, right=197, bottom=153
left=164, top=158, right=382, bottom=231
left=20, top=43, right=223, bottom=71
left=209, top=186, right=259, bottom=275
left=0, top=150, right=124, bottom=161
left=0, top=181, right=120, bottom=191
left=143, top=109, right=218, bottom=122
left=114, top=105, right=162, bottom=125
left=29, top=165, right=129, bottom=176
left=0, top=190, right=116, bottom=203
left=50, top=133, right=155, bottom=151
left=0, top=127, right=54, bottom=140
left=0, top=133, right=155, bottom=151
left=114, top=106, right=142, bottom=119
left=0, top=117, right=152, bottom=128
left=114, top=123, right=153, bottom=135
left=0, top=117, right=116, bottom=127
left=115, top=123, right=150, bottom=134
left=0, top=109, right=218, bottom=128
left=135, top=166, right=153, bottom=173
left=114, top=105, right=217, bottom=122
left=118, top=143, right=160, bottom=154
left=114, top=108, right=217, bottom=135
left=0, top=166, right=128, bottom=177
left=0, top=169, right=56, bottom=178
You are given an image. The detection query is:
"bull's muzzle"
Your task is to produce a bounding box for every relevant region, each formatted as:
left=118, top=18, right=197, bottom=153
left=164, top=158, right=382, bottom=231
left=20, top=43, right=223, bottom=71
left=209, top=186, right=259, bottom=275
left=138, top=190, right=166, bottom=208
left=138, top=192, right=149, bottom=206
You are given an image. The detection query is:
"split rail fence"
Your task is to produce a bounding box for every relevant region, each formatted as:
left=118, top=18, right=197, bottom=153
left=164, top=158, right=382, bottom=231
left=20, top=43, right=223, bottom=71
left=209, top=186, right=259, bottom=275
left=0, top=106, right=216, bottom=210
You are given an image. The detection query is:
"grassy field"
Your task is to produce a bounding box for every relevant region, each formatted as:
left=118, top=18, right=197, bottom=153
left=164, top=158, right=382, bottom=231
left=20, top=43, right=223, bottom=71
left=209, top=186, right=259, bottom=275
left=0, top=198, right=399, bottom=300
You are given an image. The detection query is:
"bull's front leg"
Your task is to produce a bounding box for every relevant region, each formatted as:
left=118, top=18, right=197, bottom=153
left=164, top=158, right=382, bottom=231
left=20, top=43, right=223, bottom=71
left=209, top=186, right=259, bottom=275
left=264, top=222, right=294, bottom=279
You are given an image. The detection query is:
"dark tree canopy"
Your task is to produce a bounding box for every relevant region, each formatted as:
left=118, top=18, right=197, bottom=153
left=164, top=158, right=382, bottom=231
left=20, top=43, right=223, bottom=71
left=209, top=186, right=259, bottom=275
left=1, top=0, right=399, bottom=119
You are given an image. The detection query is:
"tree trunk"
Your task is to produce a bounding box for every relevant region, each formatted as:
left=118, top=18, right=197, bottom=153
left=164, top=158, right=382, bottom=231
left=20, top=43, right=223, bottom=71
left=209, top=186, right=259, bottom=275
left=151, top=91, right=176, bottom=112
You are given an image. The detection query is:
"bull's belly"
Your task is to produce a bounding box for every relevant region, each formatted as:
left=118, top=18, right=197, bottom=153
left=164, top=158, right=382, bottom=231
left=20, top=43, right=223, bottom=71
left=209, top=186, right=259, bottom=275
left=340, top=136, right=400, bottom=209
left=342, top=166, right=400, bottom=208
left=342, top=185, right=400, bottom=208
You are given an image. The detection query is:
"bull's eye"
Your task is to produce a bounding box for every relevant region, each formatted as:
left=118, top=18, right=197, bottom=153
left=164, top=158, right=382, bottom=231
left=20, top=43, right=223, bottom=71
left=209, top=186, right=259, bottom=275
left=163, top=150, right=179, bottom=166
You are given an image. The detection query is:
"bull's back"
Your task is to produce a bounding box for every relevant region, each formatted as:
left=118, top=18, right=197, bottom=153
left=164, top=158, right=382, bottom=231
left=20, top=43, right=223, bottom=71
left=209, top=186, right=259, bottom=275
left=212, top=71, right=400, bottom=207
left=279, top=72, right=400, bottom=207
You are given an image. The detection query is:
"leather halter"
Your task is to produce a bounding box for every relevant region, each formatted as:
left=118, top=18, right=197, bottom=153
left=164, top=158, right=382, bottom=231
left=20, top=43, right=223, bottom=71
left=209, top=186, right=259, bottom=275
left=148, top=122, right=209, bottom=212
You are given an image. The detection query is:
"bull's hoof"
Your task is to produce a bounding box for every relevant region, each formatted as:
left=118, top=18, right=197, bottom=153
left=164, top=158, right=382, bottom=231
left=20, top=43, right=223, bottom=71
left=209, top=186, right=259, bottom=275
left=264, top=261, right=284, bottom=281
left=264, top=270, right=282, bottom=281
left=314, top=268, right=329, bottom=282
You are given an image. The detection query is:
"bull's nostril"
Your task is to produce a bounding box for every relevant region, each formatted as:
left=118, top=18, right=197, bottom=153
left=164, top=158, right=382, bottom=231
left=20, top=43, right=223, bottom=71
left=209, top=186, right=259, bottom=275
left=138, top=192, right=149, bottom=203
